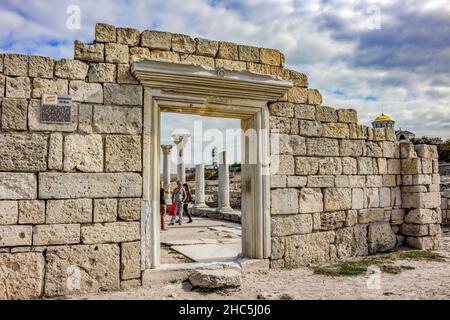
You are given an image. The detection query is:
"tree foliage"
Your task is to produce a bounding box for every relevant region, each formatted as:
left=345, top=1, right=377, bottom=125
left=411, top=136, right=450, bottom=162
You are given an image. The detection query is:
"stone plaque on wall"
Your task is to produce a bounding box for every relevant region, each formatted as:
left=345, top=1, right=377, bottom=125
left=40, top=94, right=72, bottom=124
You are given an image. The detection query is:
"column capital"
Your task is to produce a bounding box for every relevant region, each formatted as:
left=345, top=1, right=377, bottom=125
left=172, top=134, right=190, bottom=150
left=161, top=144, right=173, bottom=155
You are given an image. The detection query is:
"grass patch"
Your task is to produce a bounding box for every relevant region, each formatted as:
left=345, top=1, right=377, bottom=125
left=160, top=243, right=194, bottom=263
left=311, top=250, right=444, bottom=277
left=279, top=294, right=294, bottom=300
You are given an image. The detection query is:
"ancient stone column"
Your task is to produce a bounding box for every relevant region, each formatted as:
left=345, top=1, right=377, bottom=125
left=193, top=164, right=207, bottom=209
left=217, top=151, right=233, bottom=214
left=161, top=144, right=173, bottom=205
left=172, top=134, right=190, bottom=183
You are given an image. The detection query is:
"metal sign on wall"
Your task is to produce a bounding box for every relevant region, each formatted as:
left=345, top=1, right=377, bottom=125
left=40, top=94, right=72, bottom=124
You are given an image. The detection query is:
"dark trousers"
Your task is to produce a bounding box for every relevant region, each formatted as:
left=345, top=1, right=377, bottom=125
left=183, top=203, right=193, bottom=222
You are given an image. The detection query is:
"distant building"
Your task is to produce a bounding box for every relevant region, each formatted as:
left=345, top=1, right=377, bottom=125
left=396, top=129, right=416, bottom=142
left=372, top=113, right=395, bottom=129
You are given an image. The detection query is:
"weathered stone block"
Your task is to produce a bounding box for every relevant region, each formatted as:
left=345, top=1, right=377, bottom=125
left=307, top=138, right=339, bottom=156
left=322, top=123, right=349, bottom=139
left=171, top=34, right=195, bottom=53
left=74, top=41, right=104, bottom=62
left=46, top=133, right=63, bottom=170
left=118, top=198, right=140, bottom=221
left=349, top=124, right=368, bottom=139
left=366, top=175, right=383, bottom=188
left=406, top=236, right=440, bottom=250
left=121, top=241, right=141, bottom=280
left=269, top=116, right=290, bottom=134
left=358, top=157, right=373, bottom=174
left=104, top=83, right=142, bottom=106
left=352, top=188, right=365, bottom=210
left=64, top=134, right=103, bottom=172
left=271, top=237, right=285, bottom=260
left=215, top=59, right=246, bottom=71
left=307, top=89, right=322, bottom=105
left=272, top=214, right=312, bottom=237
left=295, top=157, right=319, bottom=175
left=33, top=224, right=80, bottom=245
left=88, top=63, right=116, bottom=83
left=379, top=187, right=391, bottom=207
left=422, top=159, right=433, bottom=174
left=0, top=133, right=47, bottom=171
left=287, top=176, right=307, bottom=188
left=373, top=128, right=386, bottom=141
left=358, top=208, right=384, bottom=224
left=94, top=199, right=117, bottom=223
left=1, top=98, right=28, bottom=130
left=368, top=222, right=397, bottom=253
left=287, top=87, right=308, bottom=104
left=69, top=81, right=103, bottom=103
left=95, top=23, right=116, bottom=42
left=148, top=49, right=180, bottom=62
left=294, top=104, right=315, bottom=120
left=405, top=209, right=440, bottom=224
left=0, top=201, right=18, bottom=225
left=270, top=175, right=286, bottom=188
left=105, top=135, right=142, bottom=172
left=401, top=223, right=429, bottom=237
left=342, top=157, right=358, bottom=175
left=237, top=45, right=259, bottom=62
left=29, top=56, right=54, bottom=78
left=81, top=222, right=140, bottom=244
left=285, top=231, right=334, bottom=265
left=268, top=102, right=294, bottom=117
left=54, top=59, right=89, bottom=80
left=415, top=144, right=438, bottom=159
left=141, top=30, right=172, bottom=50
left=318, top=157, right=342, bottom=175
left=271, top=189, right=299, bottom=214
left=298, top=120, right=322, bottom=137
left=0, top=225, right=32, bottom=246
left=344, top=210, right=358, bottom=227
left=216, top=41, right=238, bottom=60
left=78, top=104, right=92, bottom=134
left=316, top=105, right=338, bottom=122
left=38, top=173, right=142, bottom=199
left=180, top=54, right=215, bottom=68
left=4, top=54, right=28, bottom=76
left=117, top=64, right=139, bottom=84
left=323, top=188, right=351, bottom=211
left=32, top=78, right=68, bottom=98
left=337, top=109, right=357, bottom=123
left=307, top=175, right=334, bottom=188
left=270, top=155, right=294, bottom=175
left=260, top=48, right=281, bottom=66
left=288, top=70, right=308, bottom=87
left=117, top=27, right=140, bottom=46
left=402, top=192, right=441, bottom=209
left=195, top=38, right=218, bottom=57
left=320, top=211, right=345, bottom=230
left=340, top=139, right=364, bottom=157
left=299, top=188, right=323, bottom=213
left=93, top=105, right=142, bottom=134
left=129, top=47, right=151, bottom=63
left=45, top=244, right=120, bottom=296
left=335, top=225, right=368, bottom=258
left=365, top=187, right=380, bottom=208
left=46, top=199, right=92, bottom=224
left=105, top=43, right=129, bottom=64
left=6, top=76, right=31, bottom=98
left=0, top=252, right=45, bottom=300
left=400, top=142, right=417, bottom=158
left=18, top=200, right=45, bottom=225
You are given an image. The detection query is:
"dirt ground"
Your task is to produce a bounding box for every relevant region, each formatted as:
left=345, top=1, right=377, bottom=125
left=71, top=227, right=450, bottom=300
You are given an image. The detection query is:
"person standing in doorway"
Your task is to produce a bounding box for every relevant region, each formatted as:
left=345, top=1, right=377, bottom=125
left=183, top=183, right=194, bottom=223
left=160, top=181, right=169, bottom=231
left=171, top=181, right=187, bottom=225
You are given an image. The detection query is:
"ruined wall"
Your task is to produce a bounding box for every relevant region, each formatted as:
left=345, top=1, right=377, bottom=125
left=441, top=189, right=450, bottom=226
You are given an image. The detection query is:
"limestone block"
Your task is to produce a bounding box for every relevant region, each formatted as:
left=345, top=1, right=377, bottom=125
left=189, top=269, right=241, bottom=289
left=337, top=109, right=357, bottom=123
left=294, top=104, right=315, bottom=120
left=93, top=105, right=142, bottom=134
left=378, top=158, right=387, bottom=174
left=0, top=252, right=45, bottom=300
left=270, top=175, right=286, bottom=188
left=18, top=200, right=45, bottom=224
left=284, top=231, right=335, bottom=265
left=402, top=192, right=441, bottom=209
left=88, top=63, right=116, bottom=83
left=307, top=176, right=334, bottom=188
left=0, top=133, right=47, bottom=171
left=238, top=45, right=259, bottom=62
left=404, top=209, right=440, bottom=224
left=335, top=225, right=368, bottom=258
left=180, top=54, right=215, bottom=68
left=306, top=138, right=339, bottom=156
left=287, top=176, right=307, bottom=188
left=94, top=199, right=117, bottom=223
left=268, top=102, right=294, bottom=117
left=171, top=34, right=195, bottom=53
left=46, top=133, right=63, bottom=170
left=373, top=128, right=386, bottom=141
left=46, top=199, right=92, bottom=224
left=290, top=118, right=299, bottom=135
left=260, top=48, right=281, bottom=66
left=0, top=201, right=18, bottom=225
left=432, top=174, right=440, bottom=185
left=320, top=211, right=346, bottom=230
left=349, top=124, right=368, bottom=139
left=270, top=155, right=294, bottom=175
left=32, top=78, right=68, bottom=98
left=64, top=134, right=103, bottom=172
left=271, top=214, right=312, bottom=237
left=401, top=224, right=429, bottom=237
left=0, top=225, right=32, bottom=246
left=29, top=56, right=54, bottom=78
left=379, top=187, right=391, bottom=207
left=271, top=188, right=299, bottom=214
left=117, top=64, right=139, bottom=84
left=117, top=27, right=140, bottom=46
left=299, top=188, right=323, bottom=213
left=104, top=83, right=142, bottom=106
left=45, top=244, right=120, bottom=296
left=288, top=70, right=308, bottom=87
left=335, top=175, right=349, bottom=188
left=78, top=104, right=92, bottom=134
left=383, top=175, right=397, bottom=187
left=358, top=208, right=384, bottom=224
left=315, top=105, right=337, bottom=122
left=365, top=188, right=380, bottom=208
left=1, top=98, right=28, bottom=130
left=318, top=157, right=342, bottom=175
left=299, top=120, right=322, bottom=137
left=349, top=175, right=366, bottom=188
left=342, top=157, right=358, bottom=175
left=81, top=222, right=140, bottom=244
left=33, top=224, right=80, bottom=245
left=390, top=209, right=405, bottom=225
left=429, top=224, right=441, bottom=236
left=400, top=142, right=417, bottom=158
left=217, top=42, right=239, bottom=60
left=54, top=59, right=89, bottom=80
left=148, top=50, right=180, bottom=62
left=406, top=236, right=440, bottom=250
left=387, top=159, right=400, bottom=174
left=105, top=43, right=129, bottom=64
left=121, top=279, right=141, bottom=290
left=340, top=139, right=364, bottom=157
left=69, top=81, right=103, bottom=103
left=366, top=175, right=383, bottom=188
left=195, top=38, right=219, bottom=57
left=287, top=87, right=308, bottom=104
left=271, top=237, right=285, bottom=260
left=323, top=188, right=351, bottom=211
left=129, top=47, right=151, bottom=63
left=0, top=53, right=3, bottom=72
left=118, top=198, right=140, bottom=221
left=0, top=74, right=4, bottom=96
left=141, top=30, right=172, bottom=50
left=295, top=157, right=319, bottom=175
left=415, top=144, right=438, bottom=159
left=421, top=159, right=433, bottom=174
left=269, top=116, right=290, bottom=134
left=4, top=54, right=28, bottom=76
left=352, top=188, right=365, bottom=210
left=215, top=59, right=246, bottom=71
left=6, top=76, right=31, bottom=98
left=344, top=210, right=358, bottom=227
left=322, top=123, right=349, bottom=139
left=358, top=157, right=373, bottom=174
left=95, top=23, right=116, bottom=42
left=38, top=173, right=142, bottom=199
left=105, top=135, right=142, bottom=172
left=382, top=141, right=397, bottom=158
left=121, top=241, right=141, bottom=280
left=74, top=41, right=104, bottom=62
left=307, top=89, right=322, bottom=105
left=368, top=222, right=397, bottom=253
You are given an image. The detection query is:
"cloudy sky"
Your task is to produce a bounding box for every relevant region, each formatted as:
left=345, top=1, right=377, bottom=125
left=1, top=0, right=449, bottom=167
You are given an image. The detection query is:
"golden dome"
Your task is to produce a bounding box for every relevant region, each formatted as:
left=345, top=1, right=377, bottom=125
left=373, top=113, right=394, bottom=123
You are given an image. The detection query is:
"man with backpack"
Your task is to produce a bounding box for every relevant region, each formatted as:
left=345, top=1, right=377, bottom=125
left=171, top=181, right=187, bottom=225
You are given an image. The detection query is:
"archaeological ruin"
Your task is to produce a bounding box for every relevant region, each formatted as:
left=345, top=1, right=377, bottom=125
left=0, top=22, right=446, bottom=299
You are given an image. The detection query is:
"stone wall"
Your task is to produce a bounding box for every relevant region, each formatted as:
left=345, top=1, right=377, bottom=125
left=441, top=189, right=450, bottom=226
left=0, top=22, right=443, bottom=299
